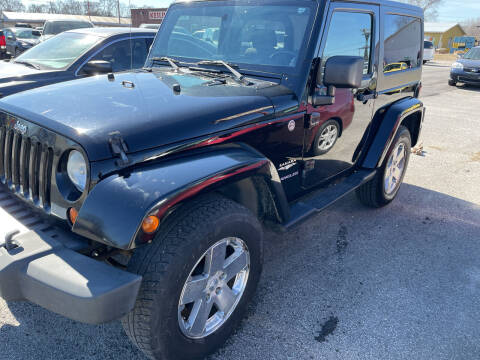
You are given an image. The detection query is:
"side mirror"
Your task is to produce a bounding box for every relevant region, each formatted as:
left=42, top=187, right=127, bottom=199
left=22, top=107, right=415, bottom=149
left=82, top=60, right=113, bottom=75
left=311, top=56, right=364, bottom=106
left=323, top=56, right=364, bottom=88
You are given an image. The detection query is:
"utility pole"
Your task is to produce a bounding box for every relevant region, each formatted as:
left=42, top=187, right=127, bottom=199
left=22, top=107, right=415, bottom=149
left=87, top=0, right=91, bottom=21
left=117, top=0, right=121, bottom=24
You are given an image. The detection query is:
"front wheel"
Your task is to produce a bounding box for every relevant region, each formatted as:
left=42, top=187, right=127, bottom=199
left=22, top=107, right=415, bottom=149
left=448, top=79, right=457, bottom=86
left=122, top=195, right=263, bottom=360
left=356, top=125, right=411, bottom=207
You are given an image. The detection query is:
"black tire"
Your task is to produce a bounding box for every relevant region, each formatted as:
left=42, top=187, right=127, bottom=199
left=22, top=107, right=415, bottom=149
left=423, top=60, right=427, bottom=65
left=448, top=79, right=457, bottom=86
left=312, top=119, right=341, bottom=156
left=122, top=194, right=263, bottom=360
left=356, top=125, right=411, bottom=208
left=14, top=48, right=21, bottom=58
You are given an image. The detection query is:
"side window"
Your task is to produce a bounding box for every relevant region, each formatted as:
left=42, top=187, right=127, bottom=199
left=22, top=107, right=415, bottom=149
left=131, top=38, right=151, bottom=69
left=384, top=14, right=421, bottom=73
left=90, top=39, right=134, bottom=72
left=322, top=11, right=373, bottom=76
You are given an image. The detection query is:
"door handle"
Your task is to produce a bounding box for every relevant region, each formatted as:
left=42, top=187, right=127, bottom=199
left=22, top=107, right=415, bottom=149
left=356, top=91, right=377, bottom=102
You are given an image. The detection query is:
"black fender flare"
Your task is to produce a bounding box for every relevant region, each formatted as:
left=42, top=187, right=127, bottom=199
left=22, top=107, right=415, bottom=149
left=73, top=145, right=289, bottom=249
left=361, top=97, right=425, bottom=169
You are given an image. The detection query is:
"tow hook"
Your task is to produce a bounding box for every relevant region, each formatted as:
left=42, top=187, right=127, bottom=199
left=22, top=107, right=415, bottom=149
left=1, top=230, right=20, bottom=251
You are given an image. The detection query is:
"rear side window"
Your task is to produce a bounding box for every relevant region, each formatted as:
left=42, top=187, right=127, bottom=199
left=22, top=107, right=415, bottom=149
left=384, top=14, right=421, bottom=73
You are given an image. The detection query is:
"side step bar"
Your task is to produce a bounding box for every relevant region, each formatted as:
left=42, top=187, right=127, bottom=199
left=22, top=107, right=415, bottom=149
left=283, top=169, right=376, bottom=230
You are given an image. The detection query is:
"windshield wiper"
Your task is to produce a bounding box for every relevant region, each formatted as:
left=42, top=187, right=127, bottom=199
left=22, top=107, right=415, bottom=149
left=14, top=60, right=40, bottom=70
left=196, top=60, right=252, bottom=85
left=150, top=56, right=180, bottom=71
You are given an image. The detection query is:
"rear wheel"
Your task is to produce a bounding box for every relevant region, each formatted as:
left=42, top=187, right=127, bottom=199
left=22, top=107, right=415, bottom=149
left=122, top=195, right=263, bottom=360
left=356, top=125, right=411, bottom=207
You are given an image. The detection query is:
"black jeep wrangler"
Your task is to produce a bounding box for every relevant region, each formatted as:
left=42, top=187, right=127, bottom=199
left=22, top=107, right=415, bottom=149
left=0, top=0, right=424, bottom=359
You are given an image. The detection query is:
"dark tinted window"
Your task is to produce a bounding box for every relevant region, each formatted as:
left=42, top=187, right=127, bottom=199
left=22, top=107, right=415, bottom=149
left=384, top=14, right=421, bottom=73
left=91, top=38, right=152, bottom=72
left=322, top=11, right=373, bottom=75
left=424, top=40, right=433, bottom=49
left=43, top=21, right=93, bottom=36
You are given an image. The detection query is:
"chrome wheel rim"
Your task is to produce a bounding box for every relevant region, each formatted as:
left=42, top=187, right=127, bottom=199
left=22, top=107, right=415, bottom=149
left=318, top=124, right=338, bottom=151
left=178, top=237, right=250, bottom=339
left=384, top=142, right=406, bottom=195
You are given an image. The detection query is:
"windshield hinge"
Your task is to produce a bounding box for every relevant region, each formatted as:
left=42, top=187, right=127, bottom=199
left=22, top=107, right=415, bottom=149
left=109, top=132, right=130, bottom=166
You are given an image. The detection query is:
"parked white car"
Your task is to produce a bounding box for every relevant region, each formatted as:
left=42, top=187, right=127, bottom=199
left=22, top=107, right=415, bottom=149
left=424, top=40, right=434, bottom=63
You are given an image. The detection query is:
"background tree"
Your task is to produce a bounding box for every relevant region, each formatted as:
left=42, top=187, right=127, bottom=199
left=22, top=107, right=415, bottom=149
left=462, top=18, right=480, bottom=39
left=397, top=0, right=444, bottom=21
left=0, top=0, right=26, bottom=12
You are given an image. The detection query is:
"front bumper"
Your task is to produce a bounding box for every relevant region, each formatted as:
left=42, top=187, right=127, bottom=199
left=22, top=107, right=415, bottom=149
left=451, top=69, right=480, bottom=85
left=0, top=184, right=142, bottom=324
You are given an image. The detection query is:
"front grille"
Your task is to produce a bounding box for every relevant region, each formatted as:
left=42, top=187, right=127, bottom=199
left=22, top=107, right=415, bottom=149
left=464, top=68, right=480, bottom=73
left=458, top=76, right=480, bottom=83
left=0, top=126, right=54, bottom=209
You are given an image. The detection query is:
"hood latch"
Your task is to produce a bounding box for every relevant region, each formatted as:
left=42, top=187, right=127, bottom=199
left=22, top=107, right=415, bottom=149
left=109, top=132, right=130, bottom=166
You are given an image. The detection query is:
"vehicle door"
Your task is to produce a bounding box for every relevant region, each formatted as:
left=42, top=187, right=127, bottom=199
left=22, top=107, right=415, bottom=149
left=303, top=2, right=379, bottom=187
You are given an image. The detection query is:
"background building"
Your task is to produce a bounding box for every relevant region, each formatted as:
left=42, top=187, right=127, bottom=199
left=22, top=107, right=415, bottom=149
left=424, top=22, right=466, bottom=49
left=0, top=11, right=131, bottom=28
left=131, top=8, right=167, bottom=28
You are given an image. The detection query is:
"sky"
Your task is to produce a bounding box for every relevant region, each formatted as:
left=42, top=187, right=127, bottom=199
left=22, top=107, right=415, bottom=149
left=434, top=0, right=480, bottom=23
left=18, top=0, right=480, bottom=24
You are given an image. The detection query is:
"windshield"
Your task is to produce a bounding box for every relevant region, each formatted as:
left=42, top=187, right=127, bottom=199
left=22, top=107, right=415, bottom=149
left=148, top=0, right=316, bottom=74
left=13, top=29, right=40, bottom=39
left=463, top=48, right=480, bottom=60
left=15, top=32, right=100, bottom=70
left=43, top=21, right=93, bottom=36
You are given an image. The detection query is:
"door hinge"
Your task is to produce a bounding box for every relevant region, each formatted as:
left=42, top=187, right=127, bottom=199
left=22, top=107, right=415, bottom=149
left=109, top=132, right=130, bottom=166
left=304, top=112, right=321, bottom=129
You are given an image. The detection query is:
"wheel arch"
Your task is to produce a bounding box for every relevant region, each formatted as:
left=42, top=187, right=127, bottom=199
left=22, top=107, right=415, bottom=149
left=73, top=145, right=290, bottom=250
left=400, top=111, right=422, bottom=147
left=361, top=97, right=425, bottom=169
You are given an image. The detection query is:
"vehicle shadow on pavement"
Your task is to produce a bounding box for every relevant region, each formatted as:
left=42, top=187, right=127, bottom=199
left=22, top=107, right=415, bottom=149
left=1, top=183, right=479, bottom=360
left=455, top=84, right=480, bottom=93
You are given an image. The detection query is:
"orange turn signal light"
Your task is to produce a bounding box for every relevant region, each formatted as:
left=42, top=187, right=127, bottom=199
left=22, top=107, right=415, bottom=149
left=142, top=215, right=160, bottom=234
left=68, top=207, right=79, bottom=225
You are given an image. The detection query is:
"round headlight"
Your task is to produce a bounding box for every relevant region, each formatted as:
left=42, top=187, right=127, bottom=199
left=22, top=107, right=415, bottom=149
left=67, top=150, right=87, bottom=192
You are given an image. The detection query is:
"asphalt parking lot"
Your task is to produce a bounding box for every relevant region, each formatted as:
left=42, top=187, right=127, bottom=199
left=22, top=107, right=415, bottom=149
left=1, top=61, right=479, bottom=360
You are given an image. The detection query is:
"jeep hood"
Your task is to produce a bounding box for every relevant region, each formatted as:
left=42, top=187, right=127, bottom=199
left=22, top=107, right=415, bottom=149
left=0, top=70, right=285, bottom=161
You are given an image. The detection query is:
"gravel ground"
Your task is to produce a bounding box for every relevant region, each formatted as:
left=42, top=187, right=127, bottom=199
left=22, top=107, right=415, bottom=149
left=1, top=61, right=479, bottom=360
